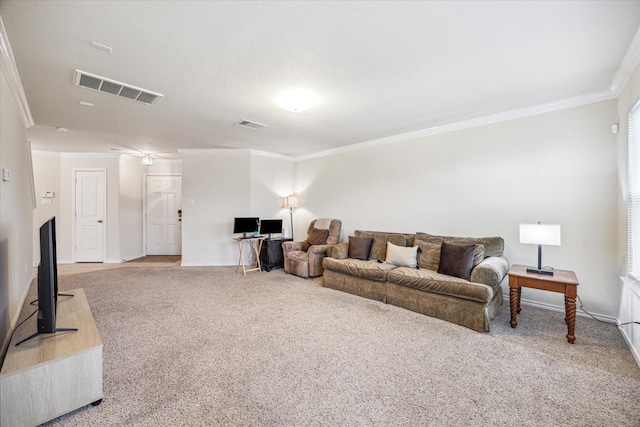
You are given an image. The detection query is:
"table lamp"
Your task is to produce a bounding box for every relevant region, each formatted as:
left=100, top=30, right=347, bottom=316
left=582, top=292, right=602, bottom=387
left=519, top=222, right=561, bottom=275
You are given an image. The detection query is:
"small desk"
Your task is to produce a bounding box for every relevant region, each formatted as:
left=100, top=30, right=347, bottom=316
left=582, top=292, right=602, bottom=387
left=508, top=264, right=579, bottom=344
left=234, top=236, right=266, bottom=276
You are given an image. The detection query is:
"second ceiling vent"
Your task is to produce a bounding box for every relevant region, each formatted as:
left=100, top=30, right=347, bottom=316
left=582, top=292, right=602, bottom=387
left=74, top=70, right=163, bottom=105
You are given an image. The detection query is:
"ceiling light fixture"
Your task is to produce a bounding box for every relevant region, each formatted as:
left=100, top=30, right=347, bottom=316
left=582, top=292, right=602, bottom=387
left=79, top=101, right=94, bottom=107
left=276, top=89, right=320, bottom=113
left=55, top=126, right=68, bottom=132
left=142, top=154, right=153, bottom=166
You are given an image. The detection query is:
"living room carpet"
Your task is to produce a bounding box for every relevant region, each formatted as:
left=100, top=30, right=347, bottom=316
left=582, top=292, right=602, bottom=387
left=31, top=265, right=639, bottom=426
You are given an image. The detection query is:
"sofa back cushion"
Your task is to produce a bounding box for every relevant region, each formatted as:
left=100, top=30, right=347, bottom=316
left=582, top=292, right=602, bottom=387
left=415, top=232, right=504, bottom=257
left=354, top=230, right=410, bottom=261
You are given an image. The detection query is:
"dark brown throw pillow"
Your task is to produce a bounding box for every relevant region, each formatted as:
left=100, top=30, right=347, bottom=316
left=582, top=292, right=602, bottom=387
left=348, top=236, right=374, bottom=260
left=438, top=242, right=476, bottom=281
left=307, top=228, right=329, bottom=246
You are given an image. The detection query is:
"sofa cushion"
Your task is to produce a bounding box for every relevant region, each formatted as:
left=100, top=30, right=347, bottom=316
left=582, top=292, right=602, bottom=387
left=438, top=242, right=475, bottom=281
left=388, top=267, right=493, bottom=303
left=323, top=257, right=397, bottom=282
left=354, top=231, right=407, bottom=261
left=415, top=232, right=504, bottom=257
left=348, top=236, right=374, bottom=260
left=385, top=242, right=418, bottom=267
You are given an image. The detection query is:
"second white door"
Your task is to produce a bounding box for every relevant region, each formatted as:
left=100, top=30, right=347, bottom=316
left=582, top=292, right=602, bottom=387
left=146, top=175, right=182, bottom=255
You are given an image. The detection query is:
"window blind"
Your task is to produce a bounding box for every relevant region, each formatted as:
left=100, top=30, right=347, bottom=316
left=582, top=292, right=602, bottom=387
left=628, top=100, right=640, bottom=280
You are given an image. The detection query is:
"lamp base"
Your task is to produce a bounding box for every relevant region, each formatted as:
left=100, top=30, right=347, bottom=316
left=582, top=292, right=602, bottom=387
left=526, top=267, right=554, bottom=276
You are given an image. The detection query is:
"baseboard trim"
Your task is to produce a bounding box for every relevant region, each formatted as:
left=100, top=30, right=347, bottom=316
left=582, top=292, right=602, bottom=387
left=501, top=295, right=617, bottom=323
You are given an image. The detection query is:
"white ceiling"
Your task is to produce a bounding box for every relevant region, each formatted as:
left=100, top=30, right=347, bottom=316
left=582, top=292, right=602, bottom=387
left=1, top=1, right=639, bottom=159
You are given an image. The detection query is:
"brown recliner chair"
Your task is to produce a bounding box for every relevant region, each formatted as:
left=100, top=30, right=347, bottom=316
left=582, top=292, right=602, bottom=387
left=282, top=218, right=342, bottom=278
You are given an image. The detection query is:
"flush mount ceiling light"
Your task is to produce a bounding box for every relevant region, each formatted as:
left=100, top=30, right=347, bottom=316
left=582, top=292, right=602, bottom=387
left=55, top=126, right=68, bottom=132
left=142, top=154, right=153, bottom=166
left=276, top=88, right=320, bottom=113
left=73, top=70, right=163, bottom=105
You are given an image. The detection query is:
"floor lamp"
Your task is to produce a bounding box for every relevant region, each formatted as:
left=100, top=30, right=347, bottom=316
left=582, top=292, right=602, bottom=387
left=286, top=195, right=299, bottom=239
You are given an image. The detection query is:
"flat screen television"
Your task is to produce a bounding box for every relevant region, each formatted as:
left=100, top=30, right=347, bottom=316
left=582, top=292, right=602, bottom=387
left=16, top=216, right=76, bottom=346
left=259, top=219, right=283, bottom=238
left=37, top=216, right=58, bottom=334
left=233, top=217, right=259, bottom=238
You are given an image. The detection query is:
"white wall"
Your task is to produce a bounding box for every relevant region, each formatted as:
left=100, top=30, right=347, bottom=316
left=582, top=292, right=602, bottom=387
left=32, top=151, right=61, bottom=265
left=119, top=155, right=144, bottom=261
left=296, top=100, right=619, bottom=317
left=180, top=150, right=295, bottom=266
left=0, top=71, right=34, bottom=355
left=250, top=152, right=295, bottom=236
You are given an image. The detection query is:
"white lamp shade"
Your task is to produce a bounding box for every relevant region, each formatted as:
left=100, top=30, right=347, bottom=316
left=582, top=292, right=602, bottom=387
left=286, top=195, right=299, bottom=209
left=519, top=223, right=561, bottom=246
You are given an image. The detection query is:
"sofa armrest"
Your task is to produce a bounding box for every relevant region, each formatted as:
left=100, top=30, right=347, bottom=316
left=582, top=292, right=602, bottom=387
left=470, top=256, right=509, bottom=287
left=326, top=242, right=349, bottom=259
left=282, top=241, right=303, bottom=253
left=307, top=244, right=335, bottom=277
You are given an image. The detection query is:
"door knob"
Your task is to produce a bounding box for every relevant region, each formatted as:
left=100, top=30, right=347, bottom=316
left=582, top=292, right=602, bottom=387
left=97, top=220, right=103, bottom=223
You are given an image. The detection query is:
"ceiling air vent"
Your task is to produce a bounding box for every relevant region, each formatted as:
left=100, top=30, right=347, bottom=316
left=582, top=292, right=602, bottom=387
left=74, top=70, right=163, bottom=105
left=235, top=120, right=267, bottom=130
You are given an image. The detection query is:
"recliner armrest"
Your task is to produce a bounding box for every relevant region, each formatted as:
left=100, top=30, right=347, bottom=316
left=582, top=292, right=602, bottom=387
left=282, top=241, right=304, bottom=253
left=470, top=256, right=509, bottom=287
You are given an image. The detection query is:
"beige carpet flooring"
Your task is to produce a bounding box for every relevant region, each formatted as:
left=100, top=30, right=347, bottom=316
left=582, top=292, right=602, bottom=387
left=24, top=265, right=640, bottom=426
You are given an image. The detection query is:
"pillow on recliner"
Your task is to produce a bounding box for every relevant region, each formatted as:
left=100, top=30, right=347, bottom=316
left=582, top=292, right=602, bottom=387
left=301, top=228, right=330, bottom=251
left=437, top=242, right=476, bottom=281
left=348, top=236, right=374, bottom=260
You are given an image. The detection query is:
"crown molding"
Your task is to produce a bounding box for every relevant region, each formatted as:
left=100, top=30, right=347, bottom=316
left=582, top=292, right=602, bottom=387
left=31, top=149, right=62, bottom=158
left=296, top=89, right=615, bottom=161
left=0, top=16, right=34, bottom=128
left=59, top=152, right=120, bottom=159
left=178, top=148, right=294, bottom=161
left=610, top=25, right=640, bottom=96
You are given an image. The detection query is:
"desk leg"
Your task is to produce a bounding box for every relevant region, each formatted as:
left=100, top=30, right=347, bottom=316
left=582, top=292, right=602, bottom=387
left=565, top=286, right=577, bottom=344
left=509, top=286, right=519, bottom=328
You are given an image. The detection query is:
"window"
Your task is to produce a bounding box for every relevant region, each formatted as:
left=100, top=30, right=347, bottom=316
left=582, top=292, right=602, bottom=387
left=628, top=100, right=640, bottom=280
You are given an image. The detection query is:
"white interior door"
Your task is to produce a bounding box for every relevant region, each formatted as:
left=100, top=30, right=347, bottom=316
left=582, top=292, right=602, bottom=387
left=146, top=175, right=182, bottom=255
left=75, top=170, right=106, bottom=262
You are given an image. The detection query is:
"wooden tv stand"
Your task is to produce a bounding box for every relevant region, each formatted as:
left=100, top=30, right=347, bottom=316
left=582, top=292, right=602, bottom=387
left=0, top=288, right=103, bottom=426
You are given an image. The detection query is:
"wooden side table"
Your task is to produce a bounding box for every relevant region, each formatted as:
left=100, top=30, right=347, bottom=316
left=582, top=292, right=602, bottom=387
left=508, top=264, right=579, bottom=344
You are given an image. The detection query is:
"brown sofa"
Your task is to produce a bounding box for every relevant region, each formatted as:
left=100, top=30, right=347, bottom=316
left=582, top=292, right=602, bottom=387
left=322, top=230, right=509, bottom=332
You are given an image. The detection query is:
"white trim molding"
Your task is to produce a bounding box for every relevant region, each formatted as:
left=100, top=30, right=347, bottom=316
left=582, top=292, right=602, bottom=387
left=0, top=15, right=34, bottom=128
left=178, top=148, right=295, bottom=161
left=610, top=25, right=640, bottom=96
left=298, top=89, right=615, bottom=161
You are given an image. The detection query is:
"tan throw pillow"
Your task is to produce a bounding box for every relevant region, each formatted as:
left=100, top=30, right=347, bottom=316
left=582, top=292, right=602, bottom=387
left=438, top=242, right=475, bottom=281
left=385, top=242, right=418, bottom=268
left=348, top=236, right=374, bottom=260
left=416, top=241, right=441, bottom=271
left=473, top=244, right=485, bottom=267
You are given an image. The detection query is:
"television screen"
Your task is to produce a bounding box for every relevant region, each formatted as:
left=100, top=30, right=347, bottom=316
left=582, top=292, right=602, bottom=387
left=233, top=217, right=259, bottom=234
left=260, top=219, right=283, bottom=235
left=38, top=217, right=58, bottom=334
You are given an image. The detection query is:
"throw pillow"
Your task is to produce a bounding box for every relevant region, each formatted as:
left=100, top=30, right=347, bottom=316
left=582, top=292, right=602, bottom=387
left=385, top=242, right=418, bottom=268
left=416, top=240, right=441, bottom=271
left=438, top=242, right=476, bottom=281
left=348, top=236, right=374, bottom=260
left=307, top=228, right=329, bottom=246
